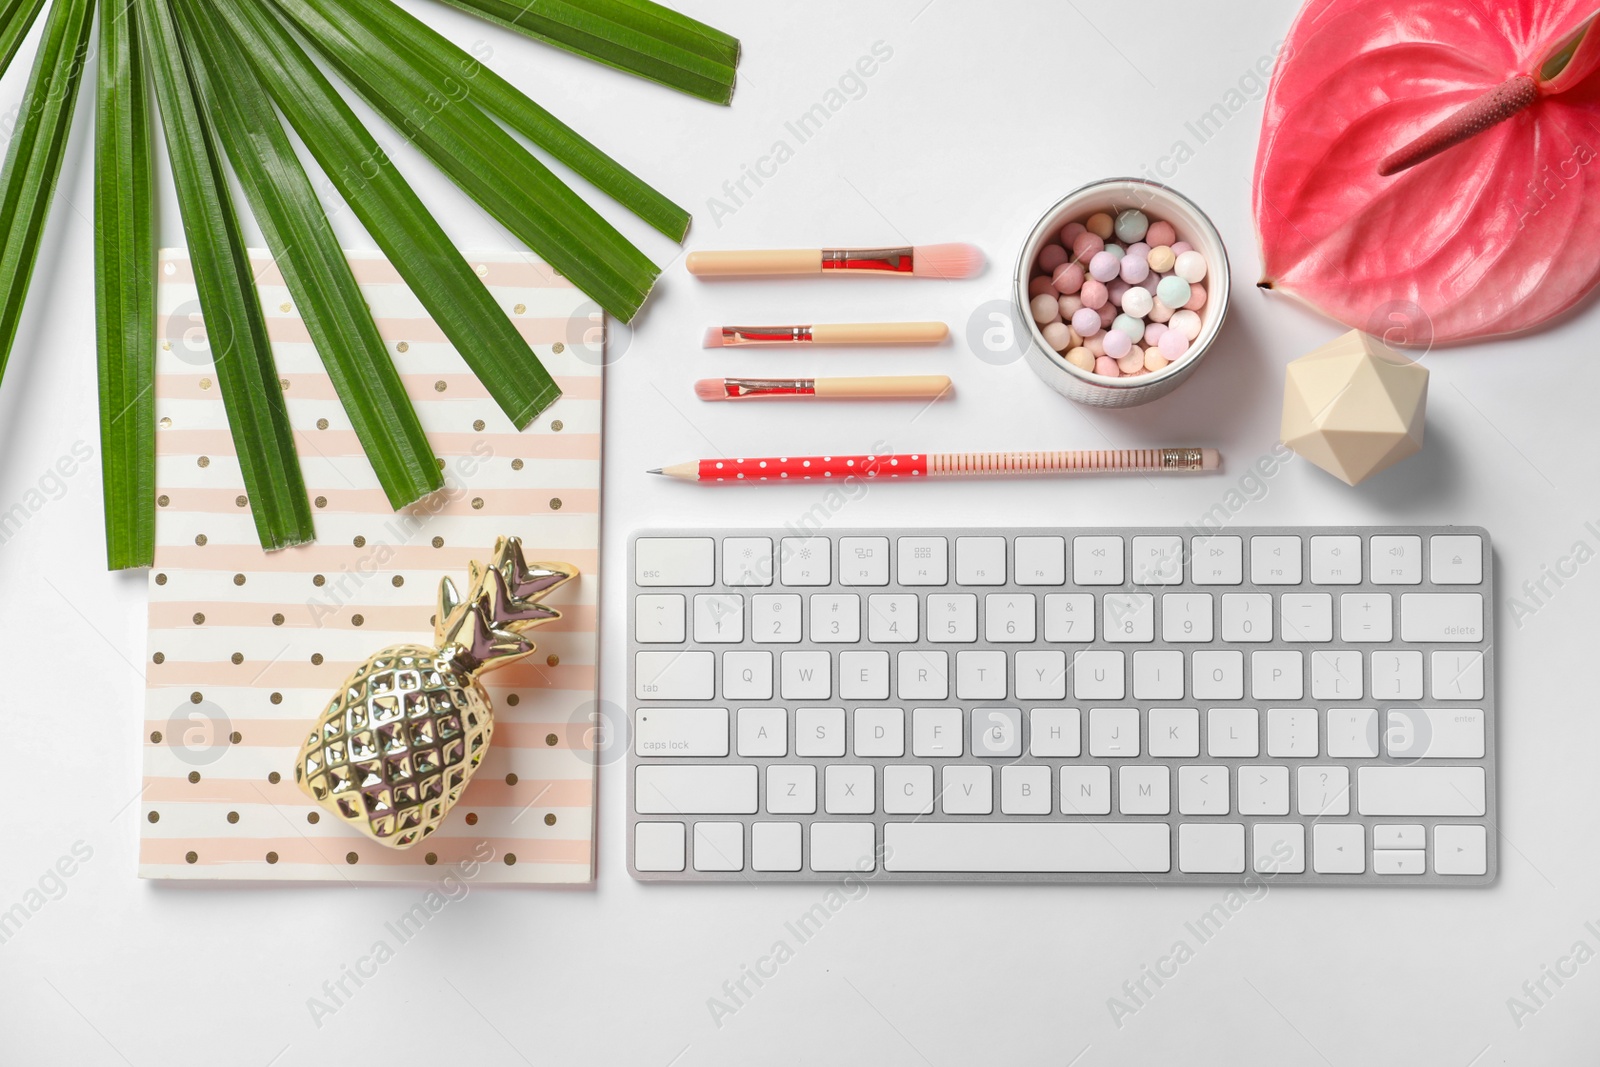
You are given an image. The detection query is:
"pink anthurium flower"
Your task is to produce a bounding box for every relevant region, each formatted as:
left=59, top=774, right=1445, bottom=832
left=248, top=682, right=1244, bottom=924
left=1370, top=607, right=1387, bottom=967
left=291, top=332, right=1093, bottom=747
left=1254, top=1, right=1600, bottom=344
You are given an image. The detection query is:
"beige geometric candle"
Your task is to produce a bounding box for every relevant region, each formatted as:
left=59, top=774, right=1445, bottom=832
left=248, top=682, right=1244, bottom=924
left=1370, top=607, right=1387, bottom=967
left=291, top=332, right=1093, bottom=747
left=1281, top=330, right=1428, bottom=486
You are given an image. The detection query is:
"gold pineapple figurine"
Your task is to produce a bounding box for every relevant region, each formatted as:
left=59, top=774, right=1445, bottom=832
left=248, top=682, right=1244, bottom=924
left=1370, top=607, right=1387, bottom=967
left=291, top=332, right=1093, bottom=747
left=294, top=537, right=576, bottom=849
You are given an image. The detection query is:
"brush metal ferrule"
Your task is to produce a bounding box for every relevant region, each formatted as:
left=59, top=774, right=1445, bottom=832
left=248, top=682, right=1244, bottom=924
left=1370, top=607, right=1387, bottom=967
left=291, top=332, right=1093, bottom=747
left=722, top=377, right=815, bottom=398
left=1160, top=447, right=1206, bottom=470
left=720, top=325, right=814, bottom=346
left=820, top=247, right=915, bottom=273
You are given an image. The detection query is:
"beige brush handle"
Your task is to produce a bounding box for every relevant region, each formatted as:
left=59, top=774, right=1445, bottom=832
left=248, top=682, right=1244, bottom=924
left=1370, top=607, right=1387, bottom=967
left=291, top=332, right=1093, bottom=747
left=812, top=375, right=952, bottom=399
left=811, top=322, right=949, bottom=345
left=686, top=249, right=824, bottom=276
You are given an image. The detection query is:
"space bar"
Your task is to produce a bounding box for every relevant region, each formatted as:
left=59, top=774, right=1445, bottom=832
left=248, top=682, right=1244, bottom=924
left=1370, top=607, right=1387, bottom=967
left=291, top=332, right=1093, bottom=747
left=883, top=823, right=1171, bottom=873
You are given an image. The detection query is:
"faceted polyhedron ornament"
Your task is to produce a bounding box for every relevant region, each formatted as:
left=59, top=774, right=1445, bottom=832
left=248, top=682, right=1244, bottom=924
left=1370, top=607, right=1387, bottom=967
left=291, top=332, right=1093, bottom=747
left=294, top=537, right=576, bottom=848
left=1281, top=330, right=1428, bottom=486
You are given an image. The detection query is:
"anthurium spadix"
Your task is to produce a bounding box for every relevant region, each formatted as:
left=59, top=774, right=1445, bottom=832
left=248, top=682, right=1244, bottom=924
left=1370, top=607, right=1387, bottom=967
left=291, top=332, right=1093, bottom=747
left=1254, top=1, right=1600, bottom=344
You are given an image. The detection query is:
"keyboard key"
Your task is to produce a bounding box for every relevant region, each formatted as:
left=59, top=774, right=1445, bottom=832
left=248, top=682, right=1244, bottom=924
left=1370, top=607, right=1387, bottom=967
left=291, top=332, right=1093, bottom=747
left=751, top=822, right=802, bottom=871
left=1313, top=823, right=1365, bottom=873
left=838, top=537, right=890, bottom=586
left=723, top=651, right=772, bottom=700
left=912, top=707, right=963, bottom=757
left=635, top=707, right=728, bottom=757
left=1178, top=766, right=1228, bottom=814
left=1309, top=535, right=1362, bottom=584
left=1192, top=650, right=1244, bottom=700
left=927, top=594, right=978, bottom=643
left=751, top=594, right=802, bottom=643
left=693, top=821, right=745, bottom=871
left=1207, top=708, right=1258, bottom=757
left=1374, top=825, right=1425, bottom=850
left=1073, top=536, right=1124, bottom=584
left=897, top=536, right=948, bottom=585
left=737, top=708, right=786, bottom=756
left=867, top=594, right=919, bottom=643
left=723, top=537, right=774, bottom=586
left=780, top=650, right=831, bottom=699
left=884, top=765, right=934, bottom=814
left=1103, top=593, right=1155, bottom=642
left=694, top=594, right=744, bottom=642
left=1001, top=766, right=1052, bottom=814
left=1311, top=650, right=1363, bottom=700
left=1371, top=650, right=1423, bottom=700
left=1339, top=593, right=1393, bottom=642
left=1384, top=708, right=1485, bottom=759
left=636, top=765, right=757, bottom=814
left=1373, top=849, right=1425, bottom=875
left=957, top=651, right=1007, bottom=699
left=1432, top=650, right=1485, bottom=700
left=1371, top=535, right=1423, bottom=584
left=1119, top=766, right=1170, bottom=814
left=1250, top=536, right=1302, bottom=584
left=795, top=708, right=846, bottom=757
left=942, top=765, right=993, bottom=814
left=1133, top=650, right=1184, bottom=700
left=1251, top=651, right=1303, bottom=700
left=1061, top=766, right=1112, bottom=814
left=956, top=536, right=1007, bottom=585
left=1191, top=536, right=1242, bottom=584
left=635, top=595, right=686, bottom=643
left=1089, top=707, right=1139, bottom=756
left=1401, top=593, right=1484, bottom=642
left=1238, top=766, right=1289, bottom=815
left=1162, top=593, right=1214, bottom=642
left=1044, top=593, right=1095, bottom=642
left=636, top=651, right=715, bottom=700
left=898, top=651, right=950, bottom=699
left=1326, top=708, right=1379, bottom=758
left=1015, top=650, right=1068, bottom=700
left=1297, top=766, right=1350, bottom=816
left=780, top=537, right=831, bottom=585
left=883, top=822, right=1170, bottom=872
left=765, top=765, right=816, bottom=814
left=1430, top=535, right=1484, bottom=585
left=634, top=822, right=686, bottom=872
left=1266, top=708, right=1317, bottom=757
left=1148, top=707, right=1199, bottom=757
left=1131, top=536, right=1184, bottom=585
left=1221, top=593, right=1273, bottom=641
left=636, top=537, right=714, bottom=586
left=810, top=822, right=876, bottom=872
left=825, top=765, right=875, bottom=814
left=1279, top=593, right=1333, bottom=641
left=1434, top=824, right=1488, bottom=875
left=972, top=707, right=1023, bottom=757
left=985, top=593, right=1037, bottom=642
left=1178, top=823, right=1244, bottom=873
left=854, top=708, right=905, bottom=757
left=810, top=594, right=861, bottom=642
left=1253, top=823, right=1305, bottom=873
left=1074, top=651, right=1125, bottom=699
left=1030, top=708, right=1082, bottom=756
left=1014, top=536, right=1066, bottom=585
left=838, top=651, right=889, bottom=700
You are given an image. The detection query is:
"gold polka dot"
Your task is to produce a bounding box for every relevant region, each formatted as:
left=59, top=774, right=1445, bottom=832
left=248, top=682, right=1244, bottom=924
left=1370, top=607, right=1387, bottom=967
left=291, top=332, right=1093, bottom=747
left=345, top=852, right=359, bottom=865
left=549, top=497, right=562, bottom=511
left=229, top=730, right=241, bottom=743
left=311, top=653, right=324, bottom=665
left=186, top=851, right=198, bottom=864
left=199, top=377, right=211, bottom=390
left=270, top=692, right=282, bottom=705
left=505, top=853, right=517, bottom=866
left=235, top=495, right=247, bottom=508
left=471, top=497, right=484, bottom=510
left=150, top=730, right=163, bottom=743
left=279, top=302, right=292, bottom=313
left=313, top=575, right=326, bottom=588
left=154, top=574, right=167, bottom=587
left=162, top=341, right=171, bottom=350
left=190, top=691, right=202, bottom=704
left=307, top=812, right=320, bottom=824
left=280, top=378, right=290, bottom=390
left=505, top=773, right=518, bottom=786
left=230, top=653, right=243, bottom=665
left=353, top=535, right=366, bottom=548
left=551, top=420, right=564, bottom=432
left=505, top=694, right=520, bottom=707
left=152, top=652, right=165, bottom=665
left=157, top=494, right=170, bottom=508
left=351, top=614, right=364, bottom=627
left=544, top=813, right=556, bottom=826
left=226, top=811, right=239, bottom=824
left=431, top=536, right=444, bottom=548
left=233, top=573, right=246, bottom=586
left=474, top=263, right=487, bottom=277
left=197, top=456, right=210, bottom=468
left=433, top=379, right=445, bottom=392
left=316, top=418, right=329, bottom=430
left=436, top=458, right=445, bottom=470
left=513, top=302, right=526, bottom=314
left=465, top=812, right=478, bottom=826
left=511, top=459, right=524, bottom=471
left=314, top=496, right=327, bottom=508
left=545, top=733, right=558, bottom=747
left=398, top=341, right=410, bottom=353
left=147, top=811, right=159, bottom=823
left=187, top=771, right=201, bottom=784
left=266, top=852, right=279, bottom=864
left=194, top=534, right=207, bottom=546
left=424, top=852, right=437, bottom=865
left=546, top=654, right=560, bottom=667
left=193, top=612, right=205, bottom=625
left=268, top=771, right=282, bottom=784
left=272, top=613, right=285, bottom=626
left=552, top=342, right=565, bottom=354
left=391, top=575, right=404, bottom=587
left=159, top=416, right=172, bottom=429
left=473, top=419, right=485, bottom=432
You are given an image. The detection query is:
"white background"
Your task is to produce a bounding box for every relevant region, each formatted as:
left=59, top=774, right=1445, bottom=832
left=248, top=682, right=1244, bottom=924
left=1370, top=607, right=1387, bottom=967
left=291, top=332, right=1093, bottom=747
left=4, top=0, right=1598, bottom=1063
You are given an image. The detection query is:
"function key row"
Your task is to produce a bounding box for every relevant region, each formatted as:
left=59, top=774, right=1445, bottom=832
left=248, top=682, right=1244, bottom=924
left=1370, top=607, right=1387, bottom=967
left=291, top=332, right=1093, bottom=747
left=636, top=534, right=1484, bottom=589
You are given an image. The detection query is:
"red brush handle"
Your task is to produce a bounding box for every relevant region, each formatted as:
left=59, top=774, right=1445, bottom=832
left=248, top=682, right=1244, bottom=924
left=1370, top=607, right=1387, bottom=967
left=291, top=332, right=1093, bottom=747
left=695, top=454, right=927, bottom=482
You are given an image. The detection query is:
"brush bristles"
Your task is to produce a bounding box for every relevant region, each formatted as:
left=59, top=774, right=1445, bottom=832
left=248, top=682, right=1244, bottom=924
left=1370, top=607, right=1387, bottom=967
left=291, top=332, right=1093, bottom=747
left=693, top=378, right=728, bottom=400
left=912, top=243, right=985, bottom=279
left=702, top=327, right=725, bottom=348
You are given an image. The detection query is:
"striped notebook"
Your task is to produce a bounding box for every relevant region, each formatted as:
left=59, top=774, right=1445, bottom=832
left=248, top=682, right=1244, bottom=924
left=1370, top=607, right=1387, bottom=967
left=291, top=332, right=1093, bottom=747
left=141, top=249, right=601, bottom=884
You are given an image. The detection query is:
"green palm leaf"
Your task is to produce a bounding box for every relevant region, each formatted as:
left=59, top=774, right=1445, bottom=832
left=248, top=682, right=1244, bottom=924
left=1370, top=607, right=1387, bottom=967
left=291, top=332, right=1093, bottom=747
left=137, top=0, right=313, bottom=550
left=174, top=0, right=444, bottom=511
left=0, top=0, right=49, bottom=77
left=95, top=0, right=156, bottom=569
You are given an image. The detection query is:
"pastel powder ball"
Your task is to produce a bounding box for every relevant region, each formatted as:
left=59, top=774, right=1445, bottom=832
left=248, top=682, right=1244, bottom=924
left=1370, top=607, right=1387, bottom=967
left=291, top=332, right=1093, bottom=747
left=1060, top=221, right=1087, bottom=244
left=1065, top=347, right=1095, bottom=371
left=1089, top=251, right=1121, bottom=283
left=1031, top=292, right=1061, bottom=324
left=1103, top=330, right=1132, bottom=358
left=1112, top=313, right=1146, bottom=343
left=1094, top=355, right=1121, bottom=376
left=1079, top=279, right=1108, bottom=310
left=1038, top=244, right=1069, bottom=272
left=1147, top=246, right=1176, bottom=273
left=1041, top=321, right=1072, bottom=351
left=1121, top=286, right=1154, bottom=318
left=1072, top=232, right=1104, bottom=264
left=1097, top=303, right=1117, bottom=328
left=1143, top=321, right=1168, bottom=347
left=1156, top=275, right=1191, bottom=310
left=1171, top=309, right=1202, bottom=340
left=1071, top=307, right=1102, bottom=336
left=1120, top=255, right=1150, bottom=284
left=1159, top=329, right=1190, bottom=359
left=1117, top=349, right=1145, bottom=375
left=1028, top=275, right=1056, bottom=297
left=1184, top=283, right=1207, bottom=311
left=1059, top=294, right=1084, bottom=318
left=1086, top=212, right=1114, bottom=239
left=1052, top=262, right=1085, bottom=294
left=1114, top=209, right=1148, bottom=243
left=1174, top=250, right=1207, bottom=283
left=1145, top=220, right=1176, bottom=247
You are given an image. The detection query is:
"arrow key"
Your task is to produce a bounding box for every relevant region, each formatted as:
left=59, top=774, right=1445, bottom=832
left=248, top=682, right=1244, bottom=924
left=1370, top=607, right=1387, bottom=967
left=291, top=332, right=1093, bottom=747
left=1434, top=824, right=1488, bottom=876
left=1313, top=823, right=1365, bottom=874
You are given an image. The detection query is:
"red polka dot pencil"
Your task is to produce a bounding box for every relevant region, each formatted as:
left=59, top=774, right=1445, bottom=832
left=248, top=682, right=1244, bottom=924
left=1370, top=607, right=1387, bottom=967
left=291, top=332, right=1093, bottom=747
left=648, top=448, right=1221, bottom=482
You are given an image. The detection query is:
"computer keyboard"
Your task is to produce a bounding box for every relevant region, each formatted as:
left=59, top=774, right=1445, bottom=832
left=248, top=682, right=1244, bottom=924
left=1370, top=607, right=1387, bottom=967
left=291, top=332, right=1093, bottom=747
left=627, top=526, right=1495, bottom=885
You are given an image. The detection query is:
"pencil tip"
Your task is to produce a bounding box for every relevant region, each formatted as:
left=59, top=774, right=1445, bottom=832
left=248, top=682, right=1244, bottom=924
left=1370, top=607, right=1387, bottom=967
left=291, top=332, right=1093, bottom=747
left=646, top=468, right=663, bottom=475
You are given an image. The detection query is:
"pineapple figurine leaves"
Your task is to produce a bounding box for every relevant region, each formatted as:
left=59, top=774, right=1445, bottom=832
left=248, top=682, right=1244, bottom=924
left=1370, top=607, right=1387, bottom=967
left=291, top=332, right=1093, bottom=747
left=295, top=537, right=577, bottom=848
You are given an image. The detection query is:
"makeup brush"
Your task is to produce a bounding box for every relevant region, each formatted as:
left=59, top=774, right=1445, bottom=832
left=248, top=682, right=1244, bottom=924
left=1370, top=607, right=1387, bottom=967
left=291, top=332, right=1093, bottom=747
left=693, top=375, right=953, bottom=401
left=685, top=244, right=984, bottom=279
left=704, top=322, right=949, bottom=347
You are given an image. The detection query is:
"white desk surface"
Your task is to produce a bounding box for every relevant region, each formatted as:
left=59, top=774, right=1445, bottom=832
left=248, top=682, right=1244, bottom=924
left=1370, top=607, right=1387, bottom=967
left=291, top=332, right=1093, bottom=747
left=4, top=1, right=1596, bottom=1062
